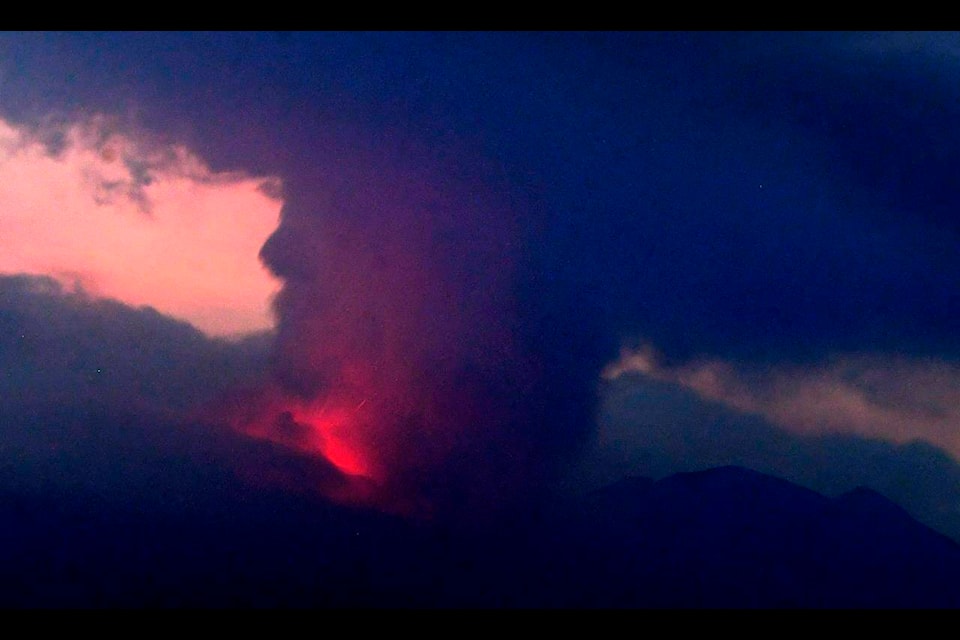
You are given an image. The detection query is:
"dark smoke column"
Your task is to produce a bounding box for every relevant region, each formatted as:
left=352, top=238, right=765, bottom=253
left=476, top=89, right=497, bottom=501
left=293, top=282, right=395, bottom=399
left=248, top=129, right=598, bottom=520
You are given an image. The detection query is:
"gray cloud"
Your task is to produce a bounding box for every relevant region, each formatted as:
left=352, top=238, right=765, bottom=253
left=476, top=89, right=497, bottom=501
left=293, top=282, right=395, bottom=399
left=0, top=272, right=371, bottom=520
left=604, top=344, right=960, bottom=461
left=0, top=273, right=271, bottom=416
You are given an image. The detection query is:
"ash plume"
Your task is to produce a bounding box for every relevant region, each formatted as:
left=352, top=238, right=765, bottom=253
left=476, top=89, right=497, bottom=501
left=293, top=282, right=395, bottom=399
left=236, top=135, right=601, bottom=521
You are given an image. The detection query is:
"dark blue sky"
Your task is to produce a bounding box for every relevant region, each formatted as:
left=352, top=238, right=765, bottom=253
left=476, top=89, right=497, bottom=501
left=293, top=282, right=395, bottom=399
left=3, top=31, right=956, bottom=360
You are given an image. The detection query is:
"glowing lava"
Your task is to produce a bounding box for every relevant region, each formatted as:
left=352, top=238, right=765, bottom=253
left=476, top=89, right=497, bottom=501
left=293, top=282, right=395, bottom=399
left=210, top=384, right=393, bottom=509
left=292, top=399, right=372, bottom=478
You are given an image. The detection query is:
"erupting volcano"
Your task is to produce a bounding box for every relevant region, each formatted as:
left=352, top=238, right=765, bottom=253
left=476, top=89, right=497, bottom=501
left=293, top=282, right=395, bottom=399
left=256, top=397, right=375, bottom=479
left=215, top=384, right=387, bottom=508
left=208, top=134, right=592, bottom=520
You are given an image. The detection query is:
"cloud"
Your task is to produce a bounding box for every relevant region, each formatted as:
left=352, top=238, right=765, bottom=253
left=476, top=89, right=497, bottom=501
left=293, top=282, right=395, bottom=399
left=0, top=271, right=373, bottom=514
left=0, top=273, right=271, bottom=418
left=0, top=114, right=282, bottom=338
left=603, top=343, right=960, bottom=460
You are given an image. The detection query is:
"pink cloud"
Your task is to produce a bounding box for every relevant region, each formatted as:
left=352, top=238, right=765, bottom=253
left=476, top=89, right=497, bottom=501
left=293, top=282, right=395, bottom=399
left=0, top=115, right=282, bottom=338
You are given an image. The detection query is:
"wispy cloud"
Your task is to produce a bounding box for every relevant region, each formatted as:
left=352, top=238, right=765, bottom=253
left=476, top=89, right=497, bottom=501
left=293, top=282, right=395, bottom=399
left=603, top=344, right=960, bottom=459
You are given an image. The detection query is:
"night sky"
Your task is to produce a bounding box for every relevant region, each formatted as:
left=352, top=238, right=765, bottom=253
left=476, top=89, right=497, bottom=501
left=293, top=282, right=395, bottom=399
left=4, top=31, right=960, bottom=600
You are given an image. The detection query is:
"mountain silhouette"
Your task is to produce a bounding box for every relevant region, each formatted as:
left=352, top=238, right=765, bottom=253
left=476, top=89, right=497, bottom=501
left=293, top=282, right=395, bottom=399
left=4, top=458, right=960, bottom=608
left=544, top=466, right=960, bottom=607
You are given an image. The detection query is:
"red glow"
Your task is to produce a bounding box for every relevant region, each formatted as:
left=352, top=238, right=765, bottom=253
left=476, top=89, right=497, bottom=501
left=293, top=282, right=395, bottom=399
left=294, top=400, right=373, bottom=478
left=317, top=436, right=368, bottom=477
left=211, top=385, right=397, bottom=510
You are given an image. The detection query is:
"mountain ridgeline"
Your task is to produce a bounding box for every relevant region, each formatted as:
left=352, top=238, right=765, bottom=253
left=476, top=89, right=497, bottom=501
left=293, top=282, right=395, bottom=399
left=4, top=456, right=960, bottom=608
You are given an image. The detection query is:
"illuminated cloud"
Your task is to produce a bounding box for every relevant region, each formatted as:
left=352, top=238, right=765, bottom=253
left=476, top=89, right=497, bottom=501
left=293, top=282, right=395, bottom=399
left=603, top=344, right=960, bottom=460
left=0, top=114, right=282, bottom=338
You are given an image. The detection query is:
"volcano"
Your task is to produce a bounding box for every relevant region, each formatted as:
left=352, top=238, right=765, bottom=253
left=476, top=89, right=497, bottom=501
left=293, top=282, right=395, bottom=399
left=5, top=421, right=960, bottom=610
